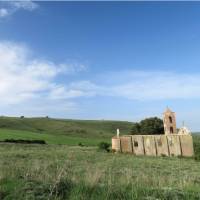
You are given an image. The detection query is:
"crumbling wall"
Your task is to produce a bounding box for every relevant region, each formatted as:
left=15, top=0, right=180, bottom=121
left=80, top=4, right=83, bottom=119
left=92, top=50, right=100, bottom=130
left=143, top=135, right=157, bottom=156
left=120, top=136, right=132, bottom=153
left=132, top=135, right=144, bottom=155
left=167, top=135, right=181, bottom=156
left=155, top=135, right=169, bottom=156
left=112, top=134, right=194, bottom=157
left=179, top=135, right=194, bottom=157
left=112, top=137, right=121, bottom=152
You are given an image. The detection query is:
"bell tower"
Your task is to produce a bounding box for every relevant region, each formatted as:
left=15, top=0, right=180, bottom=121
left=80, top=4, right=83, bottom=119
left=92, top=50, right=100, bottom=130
left=163, top=107, right=177, bottom=135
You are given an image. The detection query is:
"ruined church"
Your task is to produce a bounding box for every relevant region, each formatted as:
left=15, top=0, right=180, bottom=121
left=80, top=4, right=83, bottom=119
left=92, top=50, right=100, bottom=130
left=112, top=108, right=194, bottom=157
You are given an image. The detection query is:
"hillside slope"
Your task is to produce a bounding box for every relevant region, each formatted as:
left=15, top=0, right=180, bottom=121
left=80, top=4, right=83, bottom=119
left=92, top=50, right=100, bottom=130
left=0, top=117, right=133, bottom=139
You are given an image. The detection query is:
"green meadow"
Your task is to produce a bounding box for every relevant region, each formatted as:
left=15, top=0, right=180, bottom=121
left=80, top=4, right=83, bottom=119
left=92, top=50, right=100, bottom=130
left=0, top=117, right=200, bottom=199
left=1, top=144, right=200, bottom=200
left=0, top=129, right=108, bottom=146
left=0, top=117, right=132, bottom=145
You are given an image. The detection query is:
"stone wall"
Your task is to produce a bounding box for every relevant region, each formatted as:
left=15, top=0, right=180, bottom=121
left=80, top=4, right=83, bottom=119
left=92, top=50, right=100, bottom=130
left=132, top=135, right=145, bottom=155
left=167, top=135, right=181, bottom=156
left=155, top=135, right=169, bottom=156
left=112, top=134, right=194, bottom=157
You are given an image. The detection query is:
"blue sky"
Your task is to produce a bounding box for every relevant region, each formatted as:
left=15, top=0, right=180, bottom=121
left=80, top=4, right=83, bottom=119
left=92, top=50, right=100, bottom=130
left=1, top=1, right=200, bottom=131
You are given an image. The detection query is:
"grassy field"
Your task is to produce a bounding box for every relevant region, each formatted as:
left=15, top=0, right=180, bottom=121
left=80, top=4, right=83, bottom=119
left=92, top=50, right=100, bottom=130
left=0, top=129, right=109, bottom=146
left=0, top=143, right=200, bottom=200
left=0, top=117, right=132, bottom=146
left=0, top=116, right=132, bottom=138
left=0, top=117, right=200, bottom=199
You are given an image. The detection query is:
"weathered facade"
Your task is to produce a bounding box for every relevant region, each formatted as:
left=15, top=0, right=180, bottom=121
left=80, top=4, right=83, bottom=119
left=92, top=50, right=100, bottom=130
left=112, top=108, right=194, bottom=157
left=163, top=107, right=177, bottom=134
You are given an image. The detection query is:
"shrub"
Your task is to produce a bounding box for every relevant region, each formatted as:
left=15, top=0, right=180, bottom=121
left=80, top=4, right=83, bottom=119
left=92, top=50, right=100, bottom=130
left=193, top=137, right=200, bottom=161
left=78, top=142, right=84, bottom=147
left=98, top=142, right=110, bottom=152
left=131, top=117, right=164, bottom=135
left=1, top=139, right=46, bottom=144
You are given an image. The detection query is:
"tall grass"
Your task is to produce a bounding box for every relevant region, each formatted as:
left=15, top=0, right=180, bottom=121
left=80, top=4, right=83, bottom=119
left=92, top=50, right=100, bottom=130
left=0, top=143, right=200, bottom=199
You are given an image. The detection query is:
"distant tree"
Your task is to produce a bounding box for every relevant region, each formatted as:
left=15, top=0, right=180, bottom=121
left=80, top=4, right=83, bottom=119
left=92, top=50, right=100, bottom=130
left=131, top=122, right=141, bottom=134
left=20, top=116, right=24, bottom=119
left=131, top=117, right=164, bottom=135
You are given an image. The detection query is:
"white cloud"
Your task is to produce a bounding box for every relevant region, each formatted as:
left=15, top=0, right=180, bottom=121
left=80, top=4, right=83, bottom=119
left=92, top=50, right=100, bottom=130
left=2, top=40, right=200, bottom=118
left=0, top=1, right=38, bottom=18
left=1, top=41, right=200, bottom=104
left=108, top=71, right=200, bottom=100
left=0, top=8, right=9, bottom=17
left=48, top=81, right=99, bottom=100
left=10, top=1, right=38, bottom=11
left=0, top=41, right=87, bottom=107
left=58, top=70, right=200, bottom=101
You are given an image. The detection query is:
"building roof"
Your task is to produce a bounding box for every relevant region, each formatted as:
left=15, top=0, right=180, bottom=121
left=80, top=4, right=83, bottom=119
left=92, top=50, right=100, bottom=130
left=164, top=107, right=174, bottom=114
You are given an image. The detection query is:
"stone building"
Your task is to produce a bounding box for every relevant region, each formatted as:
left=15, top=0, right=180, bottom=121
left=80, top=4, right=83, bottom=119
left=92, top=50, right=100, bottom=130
left=163, top=107, right=177, bottom=134
left=112, top=108, right=194, bottom=157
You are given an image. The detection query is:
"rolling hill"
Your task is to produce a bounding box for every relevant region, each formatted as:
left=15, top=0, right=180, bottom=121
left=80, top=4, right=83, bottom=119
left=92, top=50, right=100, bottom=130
left=0, top=117, right=133, bottom=145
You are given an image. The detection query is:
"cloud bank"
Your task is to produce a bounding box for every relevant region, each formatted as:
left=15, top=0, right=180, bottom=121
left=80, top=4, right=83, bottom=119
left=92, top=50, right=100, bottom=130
left=105, top=71, right=200, bottom=100
left=1, top=40, right=200, bottom=117
left=63, top=70, right=200, bottom=101
left=0, top=1, right=38, bottom=18
left=1, top=40, right=200, bottom=104
left=0, top=42, right=85, bottom=108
